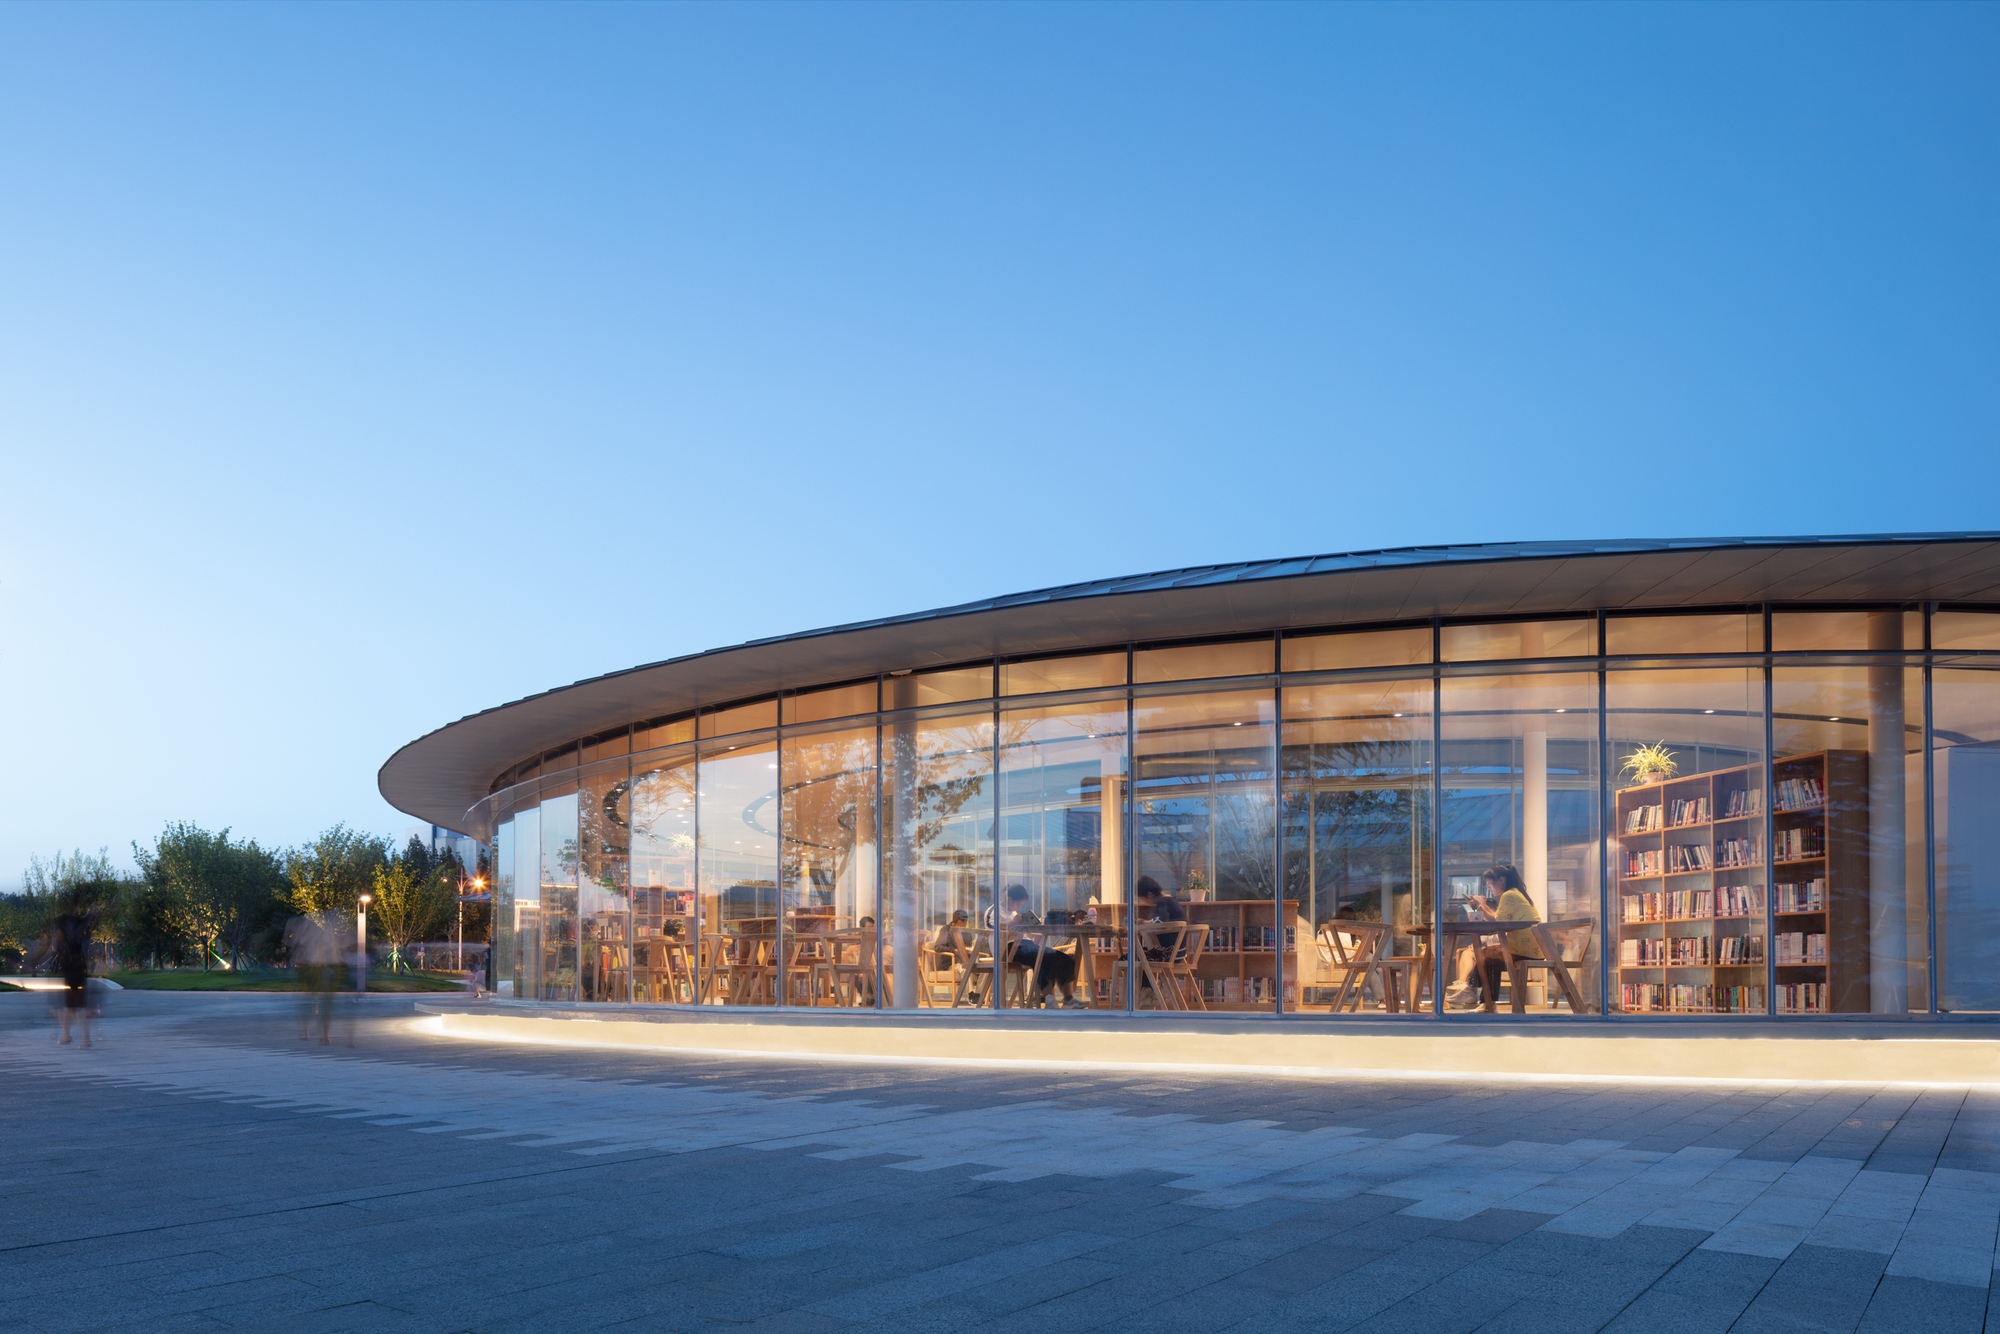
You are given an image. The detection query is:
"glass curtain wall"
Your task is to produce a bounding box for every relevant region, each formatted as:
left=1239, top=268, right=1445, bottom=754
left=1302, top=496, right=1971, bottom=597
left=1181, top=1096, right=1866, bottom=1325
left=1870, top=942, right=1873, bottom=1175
left=996, top=694, right=1130, bottom=1009
left=1439, top=673, right=1600, bottom=1016
left=880, top=695, right=994, bottom=1010
left=1933, top=663, right=2000, bottom=1011
left=1279, top=677, right=1432, bottom=1012
left=1605, top=667, right=1767, bottom=1015
left=699, top=736, right=779, bottom=1006
left=628, top=746, right=698, bottom=1002
left=512, top=800, right=541, bottom=1001
left=578, top=760, right=631, bottom=1003
left=492, top=809, right=516, bottom=998
left=537, top=788, right=579, bottom=1001
left=780, top=723, right=879, bottom=1006
left=1771, top=659, right=1927, bottom=1013
left=1133, top=690, right=1279, bottom=1011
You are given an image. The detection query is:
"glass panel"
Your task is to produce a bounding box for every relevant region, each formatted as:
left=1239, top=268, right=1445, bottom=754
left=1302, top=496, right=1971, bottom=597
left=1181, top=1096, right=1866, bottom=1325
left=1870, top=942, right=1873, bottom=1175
left=699, top=735, right=780, bottom=1005
left=582, top=730, right=629, bottom=763
left=578, top=760, right=631, bottom=1002
left=785, top=681, right=877, bottom=726
left=895, top=664, right=993, bottom=706
left=1934, top=666, right=2000, bottom=1010
left=1133, top=639, right=1273, bottom=684
left=511, top=802, right=540, bottom=1001
left=1606, top=614, right=1756, bottom=656
left=1440, top=673, right=1600, bottom=1016
left=1606, top=669, right=1767, bottom=1015
left=880, top=691, right=993, bottom=1009
left=538, top=791, right=579, bottom=1001
left=1440, top=619, right=1596, bottom=663
left=1280, top=679, right=1432, bottom=1013
left=629, top=748, right=698, bottom=1002
left=1773, top=610, right=1921, bottom=653
left=701, top=699, right=779, bottom=738
left=997, top=697, right=1129, bottom=1010
left=1134, top=690, right=1280, bottom=1012
left=1001, top=652, right=1127, bottom=696
left=637, top=716, right=695, bottom=751
left=1934, top=612, right=2000, bottom=653
left=781, top=723, right=879, bottom=1007
left=1772, top=655, right=1926, bottom=1012
left=492, top=815, right=516, bottom=998
left=542, top=744, right=578, bottom=773
left=1282, top=626, right=1432, bottom=674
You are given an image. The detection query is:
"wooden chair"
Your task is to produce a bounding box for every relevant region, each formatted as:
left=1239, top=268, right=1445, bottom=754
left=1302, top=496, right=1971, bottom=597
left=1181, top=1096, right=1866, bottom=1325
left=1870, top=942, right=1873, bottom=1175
left=1502, top=918, right=1594, bottom=1015
left=823, top=929, right=879, bottom=1007
left=1315, top=921, right=1422, bottom=1013
left=917, top=940, right=960, bottom=1007
left=1154, top=923, right=1211, bottom=1011
left=1117, top=922, right=1191, bottom=1010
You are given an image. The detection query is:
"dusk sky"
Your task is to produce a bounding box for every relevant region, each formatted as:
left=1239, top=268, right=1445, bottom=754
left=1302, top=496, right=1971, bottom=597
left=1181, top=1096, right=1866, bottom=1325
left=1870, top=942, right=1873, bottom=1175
left=2, top=2, right=1995, bottom=887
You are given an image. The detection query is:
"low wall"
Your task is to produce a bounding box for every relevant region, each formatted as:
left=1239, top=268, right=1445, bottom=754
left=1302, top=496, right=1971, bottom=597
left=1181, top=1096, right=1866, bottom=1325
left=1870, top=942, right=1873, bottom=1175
left=416, top=1005, right=2000, bottom=1086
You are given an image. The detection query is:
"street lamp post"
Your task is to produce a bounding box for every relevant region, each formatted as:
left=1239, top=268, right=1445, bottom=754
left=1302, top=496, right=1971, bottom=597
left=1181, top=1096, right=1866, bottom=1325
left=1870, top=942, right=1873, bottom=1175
left=356, top=893, right=372, bottom=994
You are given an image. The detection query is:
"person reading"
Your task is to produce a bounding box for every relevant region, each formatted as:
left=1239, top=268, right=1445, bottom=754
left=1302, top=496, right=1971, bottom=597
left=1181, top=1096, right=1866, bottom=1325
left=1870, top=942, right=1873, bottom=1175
left=986, top=885, right=1085, bottom=1008
left=1471, top=863, right=1542, bottom=1013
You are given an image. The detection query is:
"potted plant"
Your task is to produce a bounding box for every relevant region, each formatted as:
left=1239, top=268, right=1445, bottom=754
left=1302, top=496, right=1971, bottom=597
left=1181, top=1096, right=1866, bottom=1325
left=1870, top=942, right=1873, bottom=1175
left=1619, top=741, right=1680, bottom=788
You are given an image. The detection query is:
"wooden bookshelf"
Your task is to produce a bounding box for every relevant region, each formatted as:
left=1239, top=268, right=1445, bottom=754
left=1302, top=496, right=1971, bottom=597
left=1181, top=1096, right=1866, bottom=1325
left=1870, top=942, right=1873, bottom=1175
left=1614, top=750, right=1868, bottom=1015
left=1186, top=898, right=1301, bottom=1010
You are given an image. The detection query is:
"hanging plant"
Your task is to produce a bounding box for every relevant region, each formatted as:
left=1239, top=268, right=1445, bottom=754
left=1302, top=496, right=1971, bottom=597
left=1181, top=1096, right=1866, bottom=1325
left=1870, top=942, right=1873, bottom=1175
left=1619, top=741, right=1680, bottom=787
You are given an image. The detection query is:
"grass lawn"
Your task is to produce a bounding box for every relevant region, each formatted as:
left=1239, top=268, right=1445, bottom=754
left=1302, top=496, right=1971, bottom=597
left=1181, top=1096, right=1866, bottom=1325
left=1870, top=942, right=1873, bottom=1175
left=106, top=969, right=468, bottom=993
left=0, top=980, right=24, bottom=992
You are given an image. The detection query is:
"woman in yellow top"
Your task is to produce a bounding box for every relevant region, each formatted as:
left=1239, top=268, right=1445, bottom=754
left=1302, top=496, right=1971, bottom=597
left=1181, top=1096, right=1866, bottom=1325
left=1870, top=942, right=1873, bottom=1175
left=1473, top=864, right=1541, bottom=1013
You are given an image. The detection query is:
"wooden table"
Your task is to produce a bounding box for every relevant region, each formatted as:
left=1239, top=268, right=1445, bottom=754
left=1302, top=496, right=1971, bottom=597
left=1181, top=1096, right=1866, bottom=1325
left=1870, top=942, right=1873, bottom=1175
left=1419, top=917, right=1595, bottom=1014
left=956, top=921, right=1123, bottom=1008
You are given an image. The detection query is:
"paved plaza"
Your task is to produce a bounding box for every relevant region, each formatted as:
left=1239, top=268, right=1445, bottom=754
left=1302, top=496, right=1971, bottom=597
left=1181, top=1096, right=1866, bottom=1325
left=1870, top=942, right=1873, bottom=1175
left=5, top=994, right=2000, bottom=1333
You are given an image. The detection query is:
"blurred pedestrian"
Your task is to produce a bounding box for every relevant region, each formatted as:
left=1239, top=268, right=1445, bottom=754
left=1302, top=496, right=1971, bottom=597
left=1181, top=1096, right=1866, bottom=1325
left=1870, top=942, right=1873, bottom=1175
left=49, top=912, right=93, bottom=1047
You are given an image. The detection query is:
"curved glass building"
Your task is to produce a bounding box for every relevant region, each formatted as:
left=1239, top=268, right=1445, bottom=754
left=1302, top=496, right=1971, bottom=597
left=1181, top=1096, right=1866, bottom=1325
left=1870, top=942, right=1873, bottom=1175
left=380, top=534, right=2000, bottom=1021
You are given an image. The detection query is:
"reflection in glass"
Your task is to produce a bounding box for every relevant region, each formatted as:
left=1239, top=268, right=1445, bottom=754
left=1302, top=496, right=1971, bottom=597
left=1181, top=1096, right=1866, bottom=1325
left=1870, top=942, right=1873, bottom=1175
left=1441, top=620, right=1595, bottom=663
left=1282, top=627, right=1431, bottom=674
left=538, top=792, right=579, bottom=1001
left=1605, top=614, right=1756, bottom=657
left=492, top=814, right=515, bottom=998
left=785, top=682, right=878, bottom=726
left=1001, top=653, right=1127, bottom=696
left=699, top=738, right=780, bottom=1005
left=1606, top=669, right=1766, bottom=1014
left=629, top=750, right=698, bottom=1002
left=1773, top=611, right=1922, bottom=653
left=1772, top=656, right=1926, bottom=1012
left=1933, top=667, right=2000, bottom=1010
left=781, top=724, right=879, bottom=1006
left=1440, top=674, right=1599, bottom=1016
left=701, top=699, right=778, bottom=738
left=1279, top=679, right=1431, bottom=1012
left=578, top=761, right=631, bottom=1003
left=1133, top=640, right=1273, bottom=684
left=1134, top=691, right=1279, bottom=1011
left=511, top=802, right=541, bottom=1001
left=997, top=699, right=1129, bottom=1009
left=880, top=691, right=993, bottom=1008
left=1934, top=613, right=2000, bottom=653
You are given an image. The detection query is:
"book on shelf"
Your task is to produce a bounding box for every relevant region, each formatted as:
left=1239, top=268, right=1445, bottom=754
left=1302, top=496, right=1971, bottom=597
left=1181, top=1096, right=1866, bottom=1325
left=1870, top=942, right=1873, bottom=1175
left=1774, top=777, right=1826, bottom=811
left=1720, top=788, right=1763, bottom=819
left=1774, top=932, right=1827, bottom=964
left=1666, top=843, right=1714, bottom=873
left=1778, top=982, right=1828, bottom=1013
left=1775, top=879, right=1828, bottom=913
left=1716, top=883, right=1765, bottom=916
left=1716, top=836, right=1761, bottom=868
left=1622, top=849, right=1665, bottom=877
left=1622, top=982, right=1766, bottom=1013
left=1624, top=804, right=1664, bottom=833
left=1668, top=796, right=1711, bottom=826
left=1716, top=934, right=1764, bottom=965
left=1774, top=827, right=1826, bottom=861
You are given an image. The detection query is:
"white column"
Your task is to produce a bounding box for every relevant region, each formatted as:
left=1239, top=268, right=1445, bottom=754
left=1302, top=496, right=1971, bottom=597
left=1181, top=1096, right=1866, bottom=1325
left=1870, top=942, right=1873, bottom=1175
left=889, top=679, right=920, bottom=1009
left=1867, top=611, right=1908, bottom=1013
left=1099, top=773, right=1126, bottom=905
left=1524, top=730, right=1549, bottom=918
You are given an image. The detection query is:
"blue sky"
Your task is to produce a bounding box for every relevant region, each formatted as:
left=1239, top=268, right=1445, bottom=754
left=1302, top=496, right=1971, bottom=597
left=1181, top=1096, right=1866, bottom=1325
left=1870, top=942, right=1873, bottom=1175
left=1, top=2, right=1994, bottom=885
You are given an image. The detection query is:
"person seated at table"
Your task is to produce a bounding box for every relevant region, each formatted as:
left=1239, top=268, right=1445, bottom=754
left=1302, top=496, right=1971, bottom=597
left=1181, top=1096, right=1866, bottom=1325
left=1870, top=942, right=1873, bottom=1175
left=985, top=884, right=1085, bottom=1008
left=1133, top=877, right=1188, bottom=961
left=932, top=909, right=973, bottom=954
left=1470, top=863, right=1542, bottom=1013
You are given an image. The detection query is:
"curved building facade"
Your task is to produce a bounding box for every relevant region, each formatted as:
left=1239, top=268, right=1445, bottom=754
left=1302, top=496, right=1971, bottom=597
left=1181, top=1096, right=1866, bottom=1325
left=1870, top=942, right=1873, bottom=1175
left=381, top=535, right=2000, bottom=1020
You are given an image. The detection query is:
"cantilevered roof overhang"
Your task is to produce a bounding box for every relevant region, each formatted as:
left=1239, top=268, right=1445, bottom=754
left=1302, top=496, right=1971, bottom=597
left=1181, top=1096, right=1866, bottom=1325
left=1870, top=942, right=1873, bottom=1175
left=379, top=534, right=2000, bottom=834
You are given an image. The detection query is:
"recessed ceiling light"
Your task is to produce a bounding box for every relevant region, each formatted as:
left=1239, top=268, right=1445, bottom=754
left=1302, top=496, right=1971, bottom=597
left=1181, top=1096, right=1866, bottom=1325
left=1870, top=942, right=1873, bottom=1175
left=1704, top=710, right=1715, bottom=714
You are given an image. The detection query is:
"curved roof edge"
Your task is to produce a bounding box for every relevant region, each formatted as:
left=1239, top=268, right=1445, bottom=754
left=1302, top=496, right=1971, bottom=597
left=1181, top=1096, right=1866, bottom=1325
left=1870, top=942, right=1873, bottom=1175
left=380, top=532, right=2000, bottom=835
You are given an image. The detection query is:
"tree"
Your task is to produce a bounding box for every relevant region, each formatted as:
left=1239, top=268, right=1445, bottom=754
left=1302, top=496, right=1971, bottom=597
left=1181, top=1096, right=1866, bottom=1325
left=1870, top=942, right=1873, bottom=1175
left=11, top=849, right=139, bottom=972
left=284, top=825, right=389, bottom=917
left=369, top=847, right=455, bottom=972
left=134, top=825, right=287, bottom=970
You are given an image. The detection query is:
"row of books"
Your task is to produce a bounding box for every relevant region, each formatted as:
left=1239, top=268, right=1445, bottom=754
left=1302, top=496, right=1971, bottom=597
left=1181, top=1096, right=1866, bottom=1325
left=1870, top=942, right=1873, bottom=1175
left=1621, top=844, right=1718, bottom=877
left=1773, top=777, right=1826, bottom=811
left=1619, top=934, right=1766, bottom=967
left=1624, top=804, right=1664, bottom=833
left=1774, top=827, right=1826, bottom=861
left=1774, top=932, right=1828, bottom=964
left=1778, top=982, right=1829, bottom=1012
left=1775, top=879, right=1829, bottom=913
left=1204, top=925, right=1297, bottom=952
left=1721, top=787, right=1762, bottom=818
left=1667, top=797, right=1711, bottom=827
left=1717, top=836, right=1761, bottom=868
left=1621, top=983, right=1766, bottom=1013
left=1620, top=885, right=1772, bottom=921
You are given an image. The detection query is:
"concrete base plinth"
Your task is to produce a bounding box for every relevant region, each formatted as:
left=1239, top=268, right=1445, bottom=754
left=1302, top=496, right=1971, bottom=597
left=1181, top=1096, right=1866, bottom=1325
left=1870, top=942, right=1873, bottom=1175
left=417, top=1005, right=2000, bottom=1087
